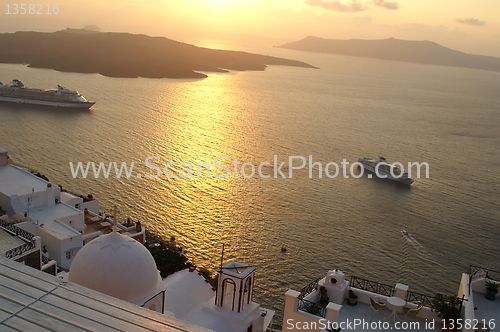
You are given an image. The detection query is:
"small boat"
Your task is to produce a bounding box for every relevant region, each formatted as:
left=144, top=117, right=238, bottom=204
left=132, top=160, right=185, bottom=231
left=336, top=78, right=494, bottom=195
left=401, top=230, right=409, bottom=236
left=358, top=156, right=414, bottom=185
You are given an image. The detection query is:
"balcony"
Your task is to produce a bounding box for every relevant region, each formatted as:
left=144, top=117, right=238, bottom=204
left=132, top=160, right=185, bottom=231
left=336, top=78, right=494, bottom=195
left=284, top=270, right=443, bottom=332
left=459, top=266, right=500, bottom=332
left=83, top=210, right=145, bottom=243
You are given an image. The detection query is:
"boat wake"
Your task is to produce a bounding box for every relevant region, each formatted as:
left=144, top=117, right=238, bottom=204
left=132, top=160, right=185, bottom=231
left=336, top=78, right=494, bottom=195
left=398, top=230, right=437, bottom=283
left=401, top=230, right=422, bottom=247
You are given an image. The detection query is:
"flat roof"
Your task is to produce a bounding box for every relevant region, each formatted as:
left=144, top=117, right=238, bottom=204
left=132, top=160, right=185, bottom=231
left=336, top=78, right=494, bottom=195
left=473, top=290, right=500, bottom=321
left=0, top=257, right=212, bottom=332
left=38, top=219, right=81, bottom=239
left=30, top=203, right=82, bottom=227
left=0, top=165, right=50, bottom=197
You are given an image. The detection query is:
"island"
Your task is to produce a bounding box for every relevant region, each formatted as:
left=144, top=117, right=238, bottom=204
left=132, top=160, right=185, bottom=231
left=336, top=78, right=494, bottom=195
left=277, top=36, right=500, bottom=72
left=0, top=29, right=317, bottom=79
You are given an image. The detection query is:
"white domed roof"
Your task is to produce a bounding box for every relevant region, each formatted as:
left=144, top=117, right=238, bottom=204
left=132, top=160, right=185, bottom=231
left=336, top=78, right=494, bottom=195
left=69, top=232, right=161, bottom=303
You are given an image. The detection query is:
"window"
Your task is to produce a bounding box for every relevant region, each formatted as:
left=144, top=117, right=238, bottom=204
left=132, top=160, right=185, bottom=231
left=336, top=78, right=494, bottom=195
left=65, top=251, right=71, bottom=260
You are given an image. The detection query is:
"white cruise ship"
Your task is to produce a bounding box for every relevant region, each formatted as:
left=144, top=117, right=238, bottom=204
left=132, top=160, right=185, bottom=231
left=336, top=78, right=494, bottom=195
left=0, top=80, right=95, bottom=109
left=358, top=156, right=414, bottom=185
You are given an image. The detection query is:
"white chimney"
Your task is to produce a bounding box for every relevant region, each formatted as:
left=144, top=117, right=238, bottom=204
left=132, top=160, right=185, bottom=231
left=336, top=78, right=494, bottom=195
left=45, top=183, right=56, bottom=207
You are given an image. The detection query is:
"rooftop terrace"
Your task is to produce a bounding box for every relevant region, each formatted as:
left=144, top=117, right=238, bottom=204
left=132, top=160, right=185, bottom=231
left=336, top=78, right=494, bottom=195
left=282, top=268, right=500, bottom=332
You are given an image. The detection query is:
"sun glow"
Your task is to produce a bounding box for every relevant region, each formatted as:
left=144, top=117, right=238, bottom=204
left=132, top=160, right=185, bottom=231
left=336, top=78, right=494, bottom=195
left=207, top=0, right=235, bottom=6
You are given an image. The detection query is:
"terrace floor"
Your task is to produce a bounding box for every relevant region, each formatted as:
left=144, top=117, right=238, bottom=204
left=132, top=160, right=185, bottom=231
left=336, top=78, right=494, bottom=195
left=336, top=302, right=442, bottom=332
left=472, top=291, right=500, bottom=322
left=83, top=211, right=139, bottom=236
left=0, top=228, right=25, bottom=251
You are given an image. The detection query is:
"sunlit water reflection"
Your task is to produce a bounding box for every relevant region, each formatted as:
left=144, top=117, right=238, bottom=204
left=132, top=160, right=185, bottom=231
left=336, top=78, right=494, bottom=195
left=1, top=47, right=499, bottom=322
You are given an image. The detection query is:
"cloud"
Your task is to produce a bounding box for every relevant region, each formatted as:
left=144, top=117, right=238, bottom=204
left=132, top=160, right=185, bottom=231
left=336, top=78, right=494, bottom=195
left=455, top=18, right=486, bottom=26
left=305, top=0, right=366, bottom=12
left=372, top=0, right=399, bottom=10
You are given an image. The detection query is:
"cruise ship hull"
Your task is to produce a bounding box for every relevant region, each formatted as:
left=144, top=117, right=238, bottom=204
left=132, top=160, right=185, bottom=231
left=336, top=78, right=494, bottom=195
left=0, top=96, right=95, bottom=109
left=358, top=158, right=414, bottom=185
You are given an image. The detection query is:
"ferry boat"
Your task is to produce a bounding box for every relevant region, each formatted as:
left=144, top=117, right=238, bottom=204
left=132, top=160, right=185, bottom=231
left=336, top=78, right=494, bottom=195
left=358, top=156, right=414, bottom=185
left=0, top=80, right=95, bottom=109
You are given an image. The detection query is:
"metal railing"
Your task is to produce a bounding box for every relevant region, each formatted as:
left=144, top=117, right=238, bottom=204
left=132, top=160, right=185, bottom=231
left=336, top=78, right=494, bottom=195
left=469, top=265, right=500, bottom=282
left=5, top=242, right=36, bottom=259
left=296, top=273, right=436, bottom=319
left=346, top=275, right=396, bottom=297
left=0, top=218, right=36, bottom=243
left=0, top=218, right=37, bottom=259
left=41, top=255, right=51, bottom=265
left=298, top=277, right=321, bottom=299
left=297, top=297, right=326, bottom=318
left=405, top=290, right=434, bottom=308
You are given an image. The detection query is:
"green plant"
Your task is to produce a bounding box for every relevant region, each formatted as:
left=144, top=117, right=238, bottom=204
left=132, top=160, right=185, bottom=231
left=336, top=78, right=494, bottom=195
left=486, top=281, right=500, bottom=292
left=199, top=268, right=217, bottom=287
left=0, top=206, right=6, bottom=215
left=346, top=289, right=358, bottom=306
left=431, top=293, right=461, bottom=321
left=319, top=286, right=330, bottom=307
left=303, top=301, right=322, bottom=316
left=145, top=241, right=192, bottom=278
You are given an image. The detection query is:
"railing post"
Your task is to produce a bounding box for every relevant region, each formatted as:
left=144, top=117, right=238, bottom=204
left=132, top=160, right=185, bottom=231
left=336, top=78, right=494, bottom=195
left=325, top=302, right=342, bottom=323
left=395, top=283, right=408, bottom=299
left=33, top=236, right=41, bottom=250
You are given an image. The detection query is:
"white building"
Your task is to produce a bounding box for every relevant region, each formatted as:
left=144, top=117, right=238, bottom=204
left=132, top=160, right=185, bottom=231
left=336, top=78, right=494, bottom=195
left=0, top=256, right=212, bottom=332
left=68, top=231, right=166, bottom=311
left=0, top=147, right=98, bottom=269
left=67, top=230, right=274, bottom=332
left=164, top=261, right=273, bottom=332
left=282, top=267, right=499, bottom=332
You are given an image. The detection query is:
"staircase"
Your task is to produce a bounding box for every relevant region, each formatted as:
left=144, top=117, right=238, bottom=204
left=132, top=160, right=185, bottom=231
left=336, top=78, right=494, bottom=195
left=10, top=195, right=27, bottom=215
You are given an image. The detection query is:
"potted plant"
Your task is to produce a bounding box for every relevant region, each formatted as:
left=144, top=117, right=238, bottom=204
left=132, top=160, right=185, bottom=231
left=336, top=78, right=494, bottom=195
left=303, top=301, right=322, bottom=316
left=431, top=293, right=461, bottom=331
left=346, top=289, right=358, bottom=306
left=485, top=281, right=500, bottom=301
left=319, top=286, right=330, bottom=307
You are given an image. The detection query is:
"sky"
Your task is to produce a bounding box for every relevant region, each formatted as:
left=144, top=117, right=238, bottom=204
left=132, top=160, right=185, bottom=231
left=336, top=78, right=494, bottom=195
left=2, top=0, right=500, bottom=56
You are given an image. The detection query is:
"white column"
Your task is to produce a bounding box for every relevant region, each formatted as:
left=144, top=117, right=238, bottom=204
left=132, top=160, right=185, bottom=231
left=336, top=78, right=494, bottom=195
left=283, top=289, right=301, bottom=325
left=34, top=236, right=42, bottom=250
left=395, top=283, right=408, bottom=313
left=325, top=302, right=342, bottom=323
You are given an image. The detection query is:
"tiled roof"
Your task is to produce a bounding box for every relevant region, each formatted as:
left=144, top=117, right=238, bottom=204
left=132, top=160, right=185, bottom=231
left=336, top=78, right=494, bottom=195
left=0, top=257, right=213, bottom=332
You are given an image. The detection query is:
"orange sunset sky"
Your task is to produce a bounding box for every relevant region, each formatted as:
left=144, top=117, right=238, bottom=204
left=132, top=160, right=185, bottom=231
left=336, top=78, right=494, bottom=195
left=2, top=0, right=500, bottom=56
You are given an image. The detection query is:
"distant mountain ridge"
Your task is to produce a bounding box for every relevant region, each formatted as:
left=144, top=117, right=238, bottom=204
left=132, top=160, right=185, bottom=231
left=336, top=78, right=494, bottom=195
left=0, top=30, right=316, bottom=79
left=277, top=36, right=500, bottom=72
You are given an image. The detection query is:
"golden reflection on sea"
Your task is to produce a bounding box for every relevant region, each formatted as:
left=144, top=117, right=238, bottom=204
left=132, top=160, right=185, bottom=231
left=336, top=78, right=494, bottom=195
left=142, top=73, right=267, bottom=267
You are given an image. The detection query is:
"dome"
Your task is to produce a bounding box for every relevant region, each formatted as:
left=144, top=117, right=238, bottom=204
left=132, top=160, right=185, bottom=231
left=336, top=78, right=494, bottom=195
left=69, top=232, right=161, bottom=303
